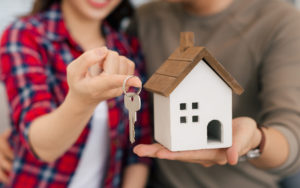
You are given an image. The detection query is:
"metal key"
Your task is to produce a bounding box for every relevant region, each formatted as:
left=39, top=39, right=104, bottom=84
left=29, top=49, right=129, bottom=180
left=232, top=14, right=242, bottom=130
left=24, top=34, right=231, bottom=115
left=123, top=75, right=142, bottom=144
left=124, top=93, right=141, bottom=143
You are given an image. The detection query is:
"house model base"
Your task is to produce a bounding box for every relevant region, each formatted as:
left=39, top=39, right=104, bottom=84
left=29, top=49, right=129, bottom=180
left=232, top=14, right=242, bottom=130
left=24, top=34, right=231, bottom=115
left=144, top=32, right=244, bottom=152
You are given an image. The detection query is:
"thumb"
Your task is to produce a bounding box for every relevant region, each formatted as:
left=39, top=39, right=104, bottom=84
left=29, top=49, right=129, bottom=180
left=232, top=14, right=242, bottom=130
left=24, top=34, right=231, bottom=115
left=134, top=144, right=165, bottom=158
left=226, top=143, right=239, bottom=165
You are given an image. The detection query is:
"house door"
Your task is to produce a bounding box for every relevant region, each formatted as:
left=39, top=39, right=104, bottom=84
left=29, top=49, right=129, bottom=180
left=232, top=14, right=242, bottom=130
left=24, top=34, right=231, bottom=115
left=207, top=120, right=222, bottom=143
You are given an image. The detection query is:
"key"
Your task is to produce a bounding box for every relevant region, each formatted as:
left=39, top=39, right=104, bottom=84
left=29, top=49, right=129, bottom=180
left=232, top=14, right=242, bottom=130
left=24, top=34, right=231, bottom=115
left=124, top=92, right=141, bottom=144
left=122, top=75, right=142, bottom=144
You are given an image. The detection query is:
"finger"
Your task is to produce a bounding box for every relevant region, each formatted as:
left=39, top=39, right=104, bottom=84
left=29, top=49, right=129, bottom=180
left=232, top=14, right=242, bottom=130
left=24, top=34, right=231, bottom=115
left=89, top=64, right=102, bottom=77
left=2, top=147, right=13, bottom=162
left=0, top=154, right=12, bottom=172
left=133, top=144, right=166, bottom=157
left=134, top=144, right=226, bottom=165
left=136, top=144, right=204, bottom=160
left=119, top=57, right=136, bottom=93
left=126, top=59, right=135, bottom=75
left=156, top=148, right=225, bottom=162
left=120, top=57, right=135, bottom=75
left=183, top=155, right=227, bottom=166
left=0, top=140, right=13, bottom=161
left=183, top=160, right=216, bottom=167
left=177, top=159, right=215, bottom=166
left=202, top=163, right=215, bottom=168
left=119, top=56, right=129, bottom=75
left=103, top=51, right=120, bottom=74
left=71, top=47, right=108, bottom=77
left=227, top=119, right=250, bottom=165
left=0, top=168, right=9, bottom=184
left=226, top=143, right=239, bottom=165
left=93, top=74, right=142, bottom=91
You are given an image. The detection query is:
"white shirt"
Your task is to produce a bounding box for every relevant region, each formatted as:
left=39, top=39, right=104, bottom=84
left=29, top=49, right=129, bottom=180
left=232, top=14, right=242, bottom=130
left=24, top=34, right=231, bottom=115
left=69, top=102, right=109, bottom=188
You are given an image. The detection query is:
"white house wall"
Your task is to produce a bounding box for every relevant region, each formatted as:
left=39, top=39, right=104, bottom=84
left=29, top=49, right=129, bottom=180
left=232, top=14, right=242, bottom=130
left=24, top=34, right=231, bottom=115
left=154, top=93, right=172, bottom=149
left=170, top=60, right=232, bottom=151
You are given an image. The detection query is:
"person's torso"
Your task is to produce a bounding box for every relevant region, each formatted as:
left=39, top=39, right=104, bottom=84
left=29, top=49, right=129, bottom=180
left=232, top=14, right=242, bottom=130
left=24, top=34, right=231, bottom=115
left=136, top=0, right=300, bottom=187
left=3, top=4, right=141, bottom=187
left=68, top=102, right=109, bottom=188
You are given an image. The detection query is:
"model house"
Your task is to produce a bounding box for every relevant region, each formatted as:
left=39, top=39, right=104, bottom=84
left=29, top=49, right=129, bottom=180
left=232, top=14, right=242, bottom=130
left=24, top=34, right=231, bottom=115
left=144, top=32, right=244, bottom=151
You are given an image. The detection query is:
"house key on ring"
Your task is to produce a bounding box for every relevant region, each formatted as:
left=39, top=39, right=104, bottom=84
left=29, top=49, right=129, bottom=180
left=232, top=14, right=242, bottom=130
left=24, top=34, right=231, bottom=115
left=123, top=76, right=142, bottom=144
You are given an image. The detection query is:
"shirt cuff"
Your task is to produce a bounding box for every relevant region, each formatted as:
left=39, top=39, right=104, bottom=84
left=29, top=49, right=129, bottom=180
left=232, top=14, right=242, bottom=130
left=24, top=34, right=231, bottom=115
left=20, top=104, right=54, bottom=162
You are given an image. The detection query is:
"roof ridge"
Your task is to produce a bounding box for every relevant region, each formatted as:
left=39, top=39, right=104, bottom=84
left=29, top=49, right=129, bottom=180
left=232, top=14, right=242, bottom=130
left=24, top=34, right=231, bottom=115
left=144, top=33, right=244, bottom=97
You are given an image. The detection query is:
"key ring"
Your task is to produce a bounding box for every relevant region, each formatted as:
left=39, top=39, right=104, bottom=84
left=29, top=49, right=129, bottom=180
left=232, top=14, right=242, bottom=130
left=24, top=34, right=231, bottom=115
left=122, top=75, right=142, bottom=97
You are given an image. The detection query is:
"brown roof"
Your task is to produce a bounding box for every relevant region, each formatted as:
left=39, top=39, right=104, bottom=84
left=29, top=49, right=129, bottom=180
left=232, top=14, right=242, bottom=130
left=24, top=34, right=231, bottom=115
left=144, top=33, right=244, bottom=97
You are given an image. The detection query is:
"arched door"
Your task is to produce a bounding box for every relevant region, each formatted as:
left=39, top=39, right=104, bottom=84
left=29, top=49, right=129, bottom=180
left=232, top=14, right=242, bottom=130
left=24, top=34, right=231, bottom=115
left=207, top=120, right=223, bottom=144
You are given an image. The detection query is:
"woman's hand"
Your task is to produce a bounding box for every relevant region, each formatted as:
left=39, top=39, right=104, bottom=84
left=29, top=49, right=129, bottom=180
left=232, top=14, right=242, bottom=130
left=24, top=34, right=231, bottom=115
left=0, top=129, right=13, bottom=184
left=134, top=117, right=262, bottom=167
left=66, top=47, right=141, bottom=108
left=28, top=47, right=142, bottom=162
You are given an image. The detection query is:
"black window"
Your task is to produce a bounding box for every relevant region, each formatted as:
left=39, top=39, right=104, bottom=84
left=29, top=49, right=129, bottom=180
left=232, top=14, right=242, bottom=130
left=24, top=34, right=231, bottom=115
left=180, top=116, right=187, bottom=123
left=192, top=102, right=198, bottom=109
left=180, top=103, right=186, bottom=110
left=192, top=116, right=199, bottom=122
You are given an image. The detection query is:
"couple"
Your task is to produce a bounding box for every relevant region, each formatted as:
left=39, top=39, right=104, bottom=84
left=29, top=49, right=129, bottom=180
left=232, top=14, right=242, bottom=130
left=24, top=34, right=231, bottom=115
left=0, top=0, right=300, bottom=187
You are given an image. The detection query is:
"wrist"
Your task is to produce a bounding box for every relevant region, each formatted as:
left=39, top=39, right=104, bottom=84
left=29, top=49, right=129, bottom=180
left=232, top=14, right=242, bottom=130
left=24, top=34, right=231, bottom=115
left=63, top=92, right=97, bottom=115
left=251, top=124, right=268, bottom=155
left=239, top=124, right=265, bottom=162
left=252, top=126, right=263, bottom=150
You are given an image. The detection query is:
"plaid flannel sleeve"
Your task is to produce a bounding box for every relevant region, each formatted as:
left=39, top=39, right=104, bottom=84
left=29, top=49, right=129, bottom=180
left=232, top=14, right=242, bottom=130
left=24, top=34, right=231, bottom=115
left=0, top=23, right=56, bottom=160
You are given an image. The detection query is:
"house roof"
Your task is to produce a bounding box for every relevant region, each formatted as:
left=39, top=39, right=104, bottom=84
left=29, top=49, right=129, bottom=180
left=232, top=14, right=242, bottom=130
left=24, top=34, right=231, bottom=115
left=144, top=33, right=244, bottom=97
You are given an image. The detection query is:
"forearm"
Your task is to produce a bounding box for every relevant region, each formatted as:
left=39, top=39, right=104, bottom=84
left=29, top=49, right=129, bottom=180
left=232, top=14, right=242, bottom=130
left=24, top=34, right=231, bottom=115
left=122, top=163, right=149, bottom=188
left=29, top=93, right=96, bottom=162
left=249, top=127, right=289, bottom=169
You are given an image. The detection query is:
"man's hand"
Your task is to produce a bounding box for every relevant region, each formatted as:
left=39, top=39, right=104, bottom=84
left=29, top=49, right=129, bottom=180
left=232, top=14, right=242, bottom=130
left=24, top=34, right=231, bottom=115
left=134, top=117, right=262, bottom=167
left=0, top=129, right=13, bottom=184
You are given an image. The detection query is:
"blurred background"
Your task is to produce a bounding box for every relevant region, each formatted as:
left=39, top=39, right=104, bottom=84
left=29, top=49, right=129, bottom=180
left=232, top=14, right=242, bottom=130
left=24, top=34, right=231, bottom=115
left=0, top=0, right=151, bottom=133
left=0, top=0, right=151, bottom=134
left=0, top=0, right=299, bottom=187
left=1, top=0, right=299, bottom=132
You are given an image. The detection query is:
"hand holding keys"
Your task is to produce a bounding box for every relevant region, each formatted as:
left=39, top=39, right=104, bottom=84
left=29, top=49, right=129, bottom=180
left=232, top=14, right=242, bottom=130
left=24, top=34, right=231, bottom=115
left=123, top=76, right=142, bottom=144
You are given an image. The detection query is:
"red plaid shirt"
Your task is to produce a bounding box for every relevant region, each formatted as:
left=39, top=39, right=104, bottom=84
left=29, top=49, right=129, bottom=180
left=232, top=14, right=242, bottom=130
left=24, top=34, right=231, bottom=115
left=0, top=4, right=151, bottom=188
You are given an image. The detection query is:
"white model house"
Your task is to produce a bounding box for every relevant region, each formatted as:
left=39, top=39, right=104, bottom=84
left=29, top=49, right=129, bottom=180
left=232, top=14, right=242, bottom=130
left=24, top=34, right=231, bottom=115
left=144, top=32, right=244, bottom=151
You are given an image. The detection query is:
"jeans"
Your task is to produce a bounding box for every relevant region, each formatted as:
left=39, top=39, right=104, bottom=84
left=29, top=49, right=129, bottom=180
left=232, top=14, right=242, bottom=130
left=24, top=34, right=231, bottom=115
left=280, top=171, right=300, bottom=188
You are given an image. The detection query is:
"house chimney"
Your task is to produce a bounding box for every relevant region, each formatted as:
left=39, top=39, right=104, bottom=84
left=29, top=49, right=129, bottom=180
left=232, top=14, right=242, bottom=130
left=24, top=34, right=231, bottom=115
left=180, top=32, right=195, bottom=53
